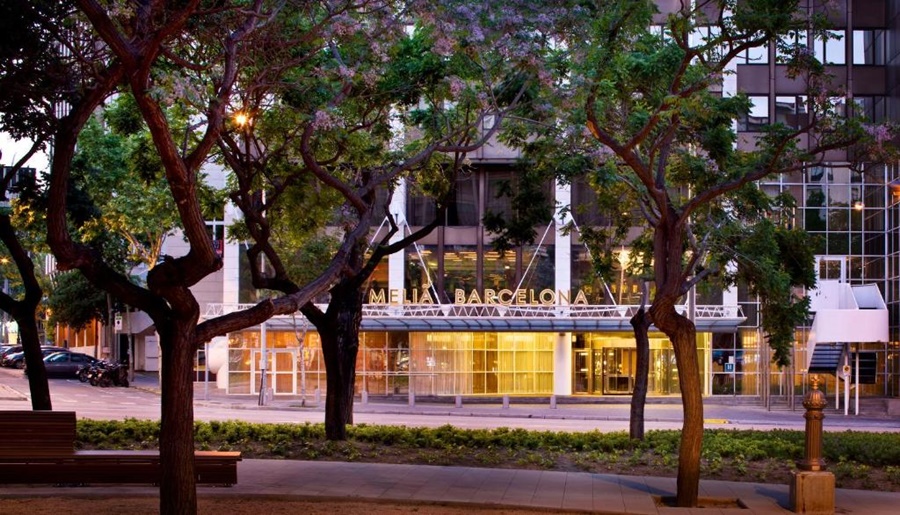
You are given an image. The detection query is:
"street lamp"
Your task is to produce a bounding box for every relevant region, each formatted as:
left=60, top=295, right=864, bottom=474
left=234, top=112, right=250, bottom=128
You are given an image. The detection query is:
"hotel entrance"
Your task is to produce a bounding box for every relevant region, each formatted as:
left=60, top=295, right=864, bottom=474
left=572, top=332, right=699, bottom=396
left=572, top=347, right=636, bottom=395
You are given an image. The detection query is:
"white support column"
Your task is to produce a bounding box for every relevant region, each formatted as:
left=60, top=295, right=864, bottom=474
left=554, top=179, right=573, bottom=396
left=555, top=179, right=572, bottom=300
left=223, top=201, right=242, bottom=305
left=388, top=178, right=407, bottom=297
left=554, top=332, right=573, bottom=395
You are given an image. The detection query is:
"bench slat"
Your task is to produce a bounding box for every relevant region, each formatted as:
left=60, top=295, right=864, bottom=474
left=0, top=410, right=240, bottom=486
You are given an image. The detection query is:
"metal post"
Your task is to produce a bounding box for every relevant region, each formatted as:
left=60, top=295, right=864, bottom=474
left=204, top=341, right=210, bottom=401
left=798, top=375, right=828, bottom=472
left=1, top=277, right=8, bottom=343
left=854, top=350, right=860, bottom=416
left=258, top=321, right=267, bottom=406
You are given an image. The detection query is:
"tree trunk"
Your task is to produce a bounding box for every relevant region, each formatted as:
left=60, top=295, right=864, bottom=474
left=0, top=214, right=50, bottom=410
left=318, top=287, right=364, bottom=441
left=157, top=323, right=198, bottom=515
left=628, top=305, right=651, bottom=440
left=19, top=315, right=51, bottom=410
left=651, top=299, right=703, bottom=508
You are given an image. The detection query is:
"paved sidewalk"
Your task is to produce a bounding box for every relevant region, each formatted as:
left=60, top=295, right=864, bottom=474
left=4, top=370, right=900, bottom=513
left=3, top=459, right=900, bottom=514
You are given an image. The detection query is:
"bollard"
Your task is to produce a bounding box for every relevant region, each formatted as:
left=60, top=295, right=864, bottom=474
left=455, top=395, right=462, bottom=408
left=502, top=394, right=510, bottom=409
left=790, top=375, right=835, bottom=514
left=361, top=390, right=368, bottom=405
left=408, top=389, right=415, bottom=406
left=799, top=376, right=828, bottom=472
left=550, top=395, right=557, bottom=409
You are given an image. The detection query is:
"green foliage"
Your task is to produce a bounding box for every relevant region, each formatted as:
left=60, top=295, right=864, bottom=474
left=482, top=166, right=554, bottom=251
left=726, top=220, right=818, bottom=366
left=823, top=430, right=900, bottom=466
left=47, top=270, right=109, bottom=329
left=71, top=419, right=899, bottom=490
left=71, top=95, right=189, bottom=268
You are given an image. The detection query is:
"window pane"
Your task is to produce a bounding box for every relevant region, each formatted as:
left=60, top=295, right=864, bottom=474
left=739, top=96, right=768, bottom=131
left=443, top=245, right=477, bottom=302
left=853, top=30, right=884, bottom=65
left=447, top=174, right=478, bottom=226
left=486, top=171, right=514, bottom=221
left=406, top=193, right=436, bottom=226
left=405, top=245, right=438, bottom=294
left=774, top=96, right=806, bottom=128
left=521, top=242, right=554, bottom=292
left=814, top=30, right=845, bottom=65
left=483, top=249, right=517, bottom=291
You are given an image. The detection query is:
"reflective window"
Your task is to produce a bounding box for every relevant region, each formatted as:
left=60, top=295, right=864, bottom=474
left=737, top=34, right=768, bottom=64
left=447, top=173, right=478, bottom=226
left=483, top=249, right=517, bottom=291
left=405, top=245, right=438, bottom=293
left=813, top=30, right=846, bottom=64
left=853, top=30, right=885, bottom=65
left=852, top=97, right=888, bottom=123
left=776, top=31, right=808, bottom=62
left=442, top=245, right=477, bottom=302
left=739, top=96, right=768, bottom=131
left=521, top=242, right=555, bottom=292
left=774, top=96, right=807, bottom=129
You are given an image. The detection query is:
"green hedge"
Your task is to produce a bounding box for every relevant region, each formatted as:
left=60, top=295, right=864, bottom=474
left=74, top=419, right=899, bottom=468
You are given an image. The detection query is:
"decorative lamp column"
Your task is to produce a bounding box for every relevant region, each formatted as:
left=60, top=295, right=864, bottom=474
left=799, top=375, right=828, bottom=472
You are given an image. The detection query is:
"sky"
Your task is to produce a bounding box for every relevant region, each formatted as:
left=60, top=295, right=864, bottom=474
left=1, top=133, right=49, bottom=173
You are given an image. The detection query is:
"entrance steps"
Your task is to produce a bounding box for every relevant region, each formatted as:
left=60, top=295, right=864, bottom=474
left=762, top=395, right=891, bottom=416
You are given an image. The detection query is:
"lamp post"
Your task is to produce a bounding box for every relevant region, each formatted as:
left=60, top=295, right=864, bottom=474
left=0, top=256, right=9, bottom=344
left=790, top=375, right=835, bottom=514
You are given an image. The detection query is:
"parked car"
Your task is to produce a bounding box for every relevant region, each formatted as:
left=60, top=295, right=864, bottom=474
left=39, top=351, right=100, bottom=378
left=0, top=345, right=23, bottom=366
left=5, top=346, right=70, bottom=369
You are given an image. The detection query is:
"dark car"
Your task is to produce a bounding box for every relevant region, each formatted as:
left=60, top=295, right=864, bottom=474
left=0, top=345, right=23, bottom=366
left=37, top=351, right=99, bottom=378
left=5, top=346, right=70, bottom=369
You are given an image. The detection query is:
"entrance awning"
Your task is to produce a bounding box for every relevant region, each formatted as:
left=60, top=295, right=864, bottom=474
left=206, top=303, right=745, bottom=333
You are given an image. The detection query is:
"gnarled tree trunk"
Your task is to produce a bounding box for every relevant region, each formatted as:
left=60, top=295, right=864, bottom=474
left=157, top=321, right=198, bottom=515
left=304, top=278, right=365, bottom=441
left=628, top=303, right=651, bottom=440
left=650, top=296, right=703, bottom=508
left=19, top=317, right=51, bottom=410
left=0, top=214, right=50, bottom=410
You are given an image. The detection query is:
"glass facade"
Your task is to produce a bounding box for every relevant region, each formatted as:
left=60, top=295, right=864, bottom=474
left=227, top=330, right=555, bottom=396
left=220, top=158, right=896, bottom=400
left=219, top=3, right=900, bottom=404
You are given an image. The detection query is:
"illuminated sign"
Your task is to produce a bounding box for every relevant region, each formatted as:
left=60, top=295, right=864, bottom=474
left=367, top=288, right=591, bottom=305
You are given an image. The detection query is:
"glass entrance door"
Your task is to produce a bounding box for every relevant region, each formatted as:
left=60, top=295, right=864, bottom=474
left=601, top=348, right=635, bottom=394
left=251, top=349, right=297, bottom=395
left=573, top=350, right=590, bottom=393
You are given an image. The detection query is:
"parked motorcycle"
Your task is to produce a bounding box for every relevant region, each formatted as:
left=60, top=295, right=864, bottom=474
left=76, top=364, right=91, bottom=383
left=81, top=360, right=130, bottom=387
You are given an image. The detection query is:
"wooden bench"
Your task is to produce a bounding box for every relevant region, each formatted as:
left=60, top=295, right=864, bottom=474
left=0, top=411, right=241, bottom=485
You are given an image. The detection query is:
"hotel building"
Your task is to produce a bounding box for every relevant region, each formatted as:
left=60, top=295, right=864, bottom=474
left=110, top=1, right=900, bottom=410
